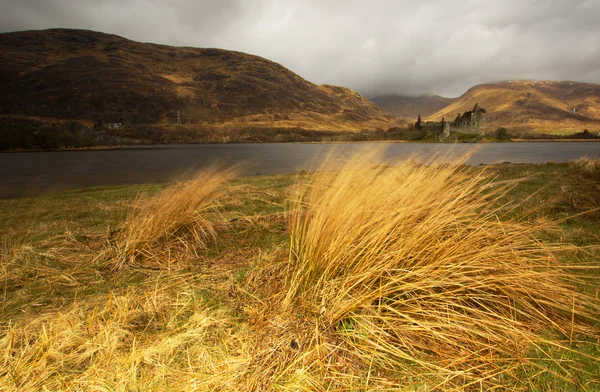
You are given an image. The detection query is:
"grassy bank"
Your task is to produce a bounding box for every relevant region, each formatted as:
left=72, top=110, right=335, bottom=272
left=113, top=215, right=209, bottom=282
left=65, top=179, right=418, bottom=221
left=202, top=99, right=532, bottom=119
left=1, top=156, right=599, bottom=390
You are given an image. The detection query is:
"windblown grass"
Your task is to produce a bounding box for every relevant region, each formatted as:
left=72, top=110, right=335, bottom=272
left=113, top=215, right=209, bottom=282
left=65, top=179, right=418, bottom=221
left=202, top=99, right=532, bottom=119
left=1, top=155, right=599, bottom=390
left=104, top=167, right=236, bottom=270
left=570, top=157, right=600, bottom=176
left=270, top=152, right=600, bottom=389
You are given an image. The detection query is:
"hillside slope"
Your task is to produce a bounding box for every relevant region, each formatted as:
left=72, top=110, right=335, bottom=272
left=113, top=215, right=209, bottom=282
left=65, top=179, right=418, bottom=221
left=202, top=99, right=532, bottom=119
left=427, top=81, right=600, bottom=134
left=0, top=29, right=396, bottom=131
left=370, top=94, right=454, bottom=120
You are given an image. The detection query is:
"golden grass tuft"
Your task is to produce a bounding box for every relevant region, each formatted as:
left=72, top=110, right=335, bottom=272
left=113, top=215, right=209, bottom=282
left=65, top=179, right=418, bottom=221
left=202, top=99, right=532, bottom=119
left=273, top=152, right=600, bottom=389
left=105, top=167, right=236, bottom=270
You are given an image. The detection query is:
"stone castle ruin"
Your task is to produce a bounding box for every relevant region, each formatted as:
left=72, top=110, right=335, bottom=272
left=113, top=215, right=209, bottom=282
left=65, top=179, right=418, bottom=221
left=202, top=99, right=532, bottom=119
left=415, top=103, right=486, bottom=138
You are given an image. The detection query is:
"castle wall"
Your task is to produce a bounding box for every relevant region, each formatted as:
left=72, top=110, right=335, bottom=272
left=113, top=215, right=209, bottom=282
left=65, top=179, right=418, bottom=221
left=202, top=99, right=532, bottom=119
left=451, top=104, right=486, bottom=135
left=453, top=125, right=485, bottom=135
left=415, top=104, right=486, bottom=137
left=454, top=112, right=485, bottom=135
left=416, top=121, right=445, bottom=134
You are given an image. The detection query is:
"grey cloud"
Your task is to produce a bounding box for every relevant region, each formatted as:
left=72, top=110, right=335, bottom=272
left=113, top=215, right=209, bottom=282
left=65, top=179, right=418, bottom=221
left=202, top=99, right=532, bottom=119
left=1, top=0, right=599, bottom=97
left=169, top=0, right=245, bottom=36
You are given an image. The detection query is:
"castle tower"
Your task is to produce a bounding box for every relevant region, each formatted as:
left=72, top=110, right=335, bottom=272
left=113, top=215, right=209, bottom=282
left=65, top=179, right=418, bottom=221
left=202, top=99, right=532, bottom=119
left=472, top=103, right=486, bottom=130
left=415, top=114, right=423, bottom=130
left=442, top=118, right=450, bottom=138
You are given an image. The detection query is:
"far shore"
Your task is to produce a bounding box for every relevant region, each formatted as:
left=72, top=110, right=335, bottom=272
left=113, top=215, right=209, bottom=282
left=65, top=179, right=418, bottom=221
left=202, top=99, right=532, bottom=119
left=3, top=137, right=600, bottom=153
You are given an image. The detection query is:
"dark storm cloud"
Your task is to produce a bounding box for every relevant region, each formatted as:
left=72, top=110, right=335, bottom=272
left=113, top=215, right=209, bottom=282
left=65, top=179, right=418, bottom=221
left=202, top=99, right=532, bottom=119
left=2, top=0, right=599, bottom=97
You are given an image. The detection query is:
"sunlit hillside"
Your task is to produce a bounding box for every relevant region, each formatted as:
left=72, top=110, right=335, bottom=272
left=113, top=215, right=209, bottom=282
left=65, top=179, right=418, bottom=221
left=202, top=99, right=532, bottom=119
left=0, top=29, right=397, bottom=132
left=427, top=80, right=600, bottom=134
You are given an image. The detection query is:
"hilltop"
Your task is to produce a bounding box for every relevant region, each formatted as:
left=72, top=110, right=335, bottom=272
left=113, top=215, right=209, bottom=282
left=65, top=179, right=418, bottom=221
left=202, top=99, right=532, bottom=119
left=427, top=81, right=600, bottom=134
left=370, top=94, right=454, bottom=120
left=0, top=29, right=396, bottom=132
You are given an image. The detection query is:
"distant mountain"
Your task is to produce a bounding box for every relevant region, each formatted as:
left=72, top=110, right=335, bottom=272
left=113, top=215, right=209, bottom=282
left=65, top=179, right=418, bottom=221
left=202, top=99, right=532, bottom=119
left=370, top=94, right=454, bottom=120
left=0, top=29, right=397, bottom=131
left=427, top=81, right=600, bottom=134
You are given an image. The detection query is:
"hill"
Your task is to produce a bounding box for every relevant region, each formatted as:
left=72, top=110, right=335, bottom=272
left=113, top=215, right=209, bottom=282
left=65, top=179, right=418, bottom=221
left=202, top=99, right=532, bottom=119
left=427, top=81, right=600, bottom=134
left=370, top=94, right=454, bottom=120
left=0, top=29, right=397, bottom=132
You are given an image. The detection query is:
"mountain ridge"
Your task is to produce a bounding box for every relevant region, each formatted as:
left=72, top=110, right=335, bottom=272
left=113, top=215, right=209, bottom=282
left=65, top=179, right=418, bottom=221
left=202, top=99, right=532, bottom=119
left=426, top=80, right=600, bottom=134
left=0, top=28, right=397, bottom=131
left=371, top=80, right=600, bottom=134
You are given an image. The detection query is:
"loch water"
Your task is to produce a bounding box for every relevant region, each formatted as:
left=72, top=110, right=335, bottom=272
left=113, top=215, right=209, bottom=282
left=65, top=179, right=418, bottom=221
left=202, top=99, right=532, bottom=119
left=2, top=142, right=600, bottom=199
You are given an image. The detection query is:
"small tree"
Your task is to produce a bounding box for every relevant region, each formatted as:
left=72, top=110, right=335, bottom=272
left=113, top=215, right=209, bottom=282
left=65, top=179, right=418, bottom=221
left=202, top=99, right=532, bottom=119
left=495, top=127, right=510, bottom=140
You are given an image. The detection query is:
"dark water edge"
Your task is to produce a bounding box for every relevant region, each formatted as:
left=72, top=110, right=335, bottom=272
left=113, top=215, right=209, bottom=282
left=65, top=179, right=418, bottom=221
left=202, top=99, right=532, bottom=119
left=1, top=142, right=600, bottom=199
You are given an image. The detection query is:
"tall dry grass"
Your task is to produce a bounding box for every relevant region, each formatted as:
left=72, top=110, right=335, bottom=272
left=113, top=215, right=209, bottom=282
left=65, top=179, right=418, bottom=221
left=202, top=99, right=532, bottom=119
left=571, top=156, right=600, bottom=175
left=105, top=167, right=236, bottom=270
left=275, top=152, right=600, bottom=389
left=2, top=154, right=599, bottom=390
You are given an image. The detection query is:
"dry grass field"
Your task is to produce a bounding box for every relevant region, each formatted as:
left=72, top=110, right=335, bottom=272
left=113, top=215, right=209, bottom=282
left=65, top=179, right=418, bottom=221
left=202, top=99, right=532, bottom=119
left=1, top=153, right=599, bottom=390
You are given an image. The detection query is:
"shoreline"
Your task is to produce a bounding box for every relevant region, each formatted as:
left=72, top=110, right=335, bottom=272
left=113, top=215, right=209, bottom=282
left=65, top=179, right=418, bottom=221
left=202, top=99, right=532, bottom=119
left=0, top=160, right=589, bottom=201
left=3, top=138, right=600, bottom=153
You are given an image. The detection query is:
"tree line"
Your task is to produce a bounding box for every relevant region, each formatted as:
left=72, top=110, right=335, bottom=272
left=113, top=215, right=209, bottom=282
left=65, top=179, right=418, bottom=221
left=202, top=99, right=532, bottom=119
left=1, top=118, right=598, bottom=151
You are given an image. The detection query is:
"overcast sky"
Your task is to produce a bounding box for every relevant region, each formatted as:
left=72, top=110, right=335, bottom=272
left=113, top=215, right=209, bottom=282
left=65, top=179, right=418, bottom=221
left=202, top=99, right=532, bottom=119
left=2, top=0, right=599, bottom=97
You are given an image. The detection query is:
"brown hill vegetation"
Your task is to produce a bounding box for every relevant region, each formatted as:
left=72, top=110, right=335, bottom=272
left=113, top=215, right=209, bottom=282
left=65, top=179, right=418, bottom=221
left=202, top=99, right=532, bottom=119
left=370, top=94, right=454, bottom=120
left=427, top=81, right=600, bottom=134
left=0, top=29, right=396, bottom=131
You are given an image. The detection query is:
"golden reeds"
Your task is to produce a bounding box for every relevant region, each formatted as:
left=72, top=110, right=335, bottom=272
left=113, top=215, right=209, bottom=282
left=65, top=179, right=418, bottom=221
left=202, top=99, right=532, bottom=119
left=105, top=167, right=236, bottom=270
left=2, top=153, right=599, bottom=390
left=277, top=151, right=600, bottom=389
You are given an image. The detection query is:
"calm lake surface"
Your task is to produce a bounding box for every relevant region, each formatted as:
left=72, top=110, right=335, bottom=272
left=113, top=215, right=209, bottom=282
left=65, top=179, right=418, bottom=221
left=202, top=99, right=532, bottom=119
left=2, top=142, right=600, bottom=199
